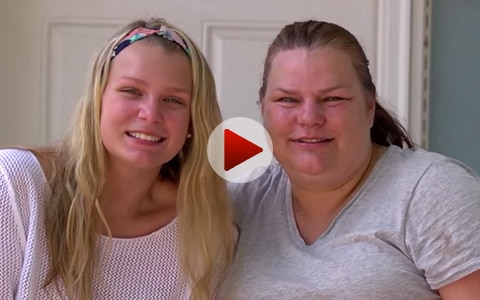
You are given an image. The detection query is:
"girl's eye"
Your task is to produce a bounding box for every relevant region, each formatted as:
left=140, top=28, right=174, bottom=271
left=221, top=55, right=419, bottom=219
left=164, top=97, right=184, bottom=105
left=121, top=88, right=141, bottom=96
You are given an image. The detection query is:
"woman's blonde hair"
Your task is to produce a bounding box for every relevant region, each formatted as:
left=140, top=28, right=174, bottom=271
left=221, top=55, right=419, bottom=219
left=44, top=18, right=235, bottom=299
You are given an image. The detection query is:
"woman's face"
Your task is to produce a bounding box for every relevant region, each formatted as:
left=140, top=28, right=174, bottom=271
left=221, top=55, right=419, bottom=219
left=261, top=47, right=375, bottom=186
left=100, top=41, right=192, bottom=172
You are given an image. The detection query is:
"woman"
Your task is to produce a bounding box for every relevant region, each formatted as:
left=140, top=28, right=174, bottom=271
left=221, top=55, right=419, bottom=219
left=0, top=18, right=235, bottom=299
left=218, top=20, right=480, bottom=299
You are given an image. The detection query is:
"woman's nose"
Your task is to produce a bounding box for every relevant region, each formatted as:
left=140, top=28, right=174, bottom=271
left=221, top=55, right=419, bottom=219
left=296, top=101, right=326, bottom=127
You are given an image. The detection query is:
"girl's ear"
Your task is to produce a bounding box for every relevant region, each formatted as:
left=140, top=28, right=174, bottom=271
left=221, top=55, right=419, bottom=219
left=367, top=96, right=376, bottom=128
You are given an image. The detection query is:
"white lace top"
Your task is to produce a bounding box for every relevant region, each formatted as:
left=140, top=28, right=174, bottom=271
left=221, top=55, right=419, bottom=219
left=0, top=149, right=191, bottom=299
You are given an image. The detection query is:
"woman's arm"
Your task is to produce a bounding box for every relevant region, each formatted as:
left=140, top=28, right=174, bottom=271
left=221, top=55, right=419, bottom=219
left=439, top=270, right=480, bottom=299
left=406, top=158, right=480, bottom=294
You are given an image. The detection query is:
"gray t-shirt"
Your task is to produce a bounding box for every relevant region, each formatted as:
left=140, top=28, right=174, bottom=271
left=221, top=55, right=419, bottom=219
left=217, top=146, right=480, bottom=300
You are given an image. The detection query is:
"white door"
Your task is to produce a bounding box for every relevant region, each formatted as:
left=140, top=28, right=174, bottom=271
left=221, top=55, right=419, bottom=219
left=0, top=0, right=427, bottom=146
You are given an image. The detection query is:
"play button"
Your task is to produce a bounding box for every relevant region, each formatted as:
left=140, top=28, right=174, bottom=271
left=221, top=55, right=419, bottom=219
left=224, top=129, right=263, bottom=171
left=207, top=117, right=273, bottom=183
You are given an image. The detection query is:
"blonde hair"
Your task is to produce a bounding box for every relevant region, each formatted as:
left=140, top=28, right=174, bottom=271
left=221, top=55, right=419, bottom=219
left=44, top=18, right=235, bottom=299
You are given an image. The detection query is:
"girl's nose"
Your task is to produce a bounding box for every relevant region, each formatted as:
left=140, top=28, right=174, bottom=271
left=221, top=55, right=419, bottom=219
left=138, top=98, right=163, bottom=123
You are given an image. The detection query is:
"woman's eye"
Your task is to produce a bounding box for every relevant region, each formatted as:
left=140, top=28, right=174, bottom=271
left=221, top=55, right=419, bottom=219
left=324, top=96, right=344, bottom=102
left=278, top=97, right=297, bottom=103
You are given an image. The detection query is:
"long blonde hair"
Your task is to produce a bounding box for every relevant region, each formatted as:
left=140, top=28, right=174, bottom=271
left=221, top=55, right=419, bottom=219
left=44, top=18, right=235, bottom=299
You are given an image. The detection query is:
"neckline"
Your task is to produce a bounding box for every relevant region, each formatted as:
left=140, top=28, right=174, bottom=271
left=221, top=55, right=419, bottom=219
left=284, top=145, right=394, bottom=248
left=97, top=217, right=178, bottom=242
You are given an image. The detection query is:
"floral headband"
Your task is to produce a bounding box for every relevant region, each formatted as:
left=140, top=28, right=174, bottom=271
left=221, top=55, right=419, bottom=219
left=111, top=26, right=191, bottom=59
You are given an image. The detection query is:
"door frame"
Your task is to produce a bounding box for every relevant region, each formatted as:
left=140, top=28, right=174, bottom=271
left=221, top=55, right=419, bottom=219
left=377, top=0, right=431, bottom=147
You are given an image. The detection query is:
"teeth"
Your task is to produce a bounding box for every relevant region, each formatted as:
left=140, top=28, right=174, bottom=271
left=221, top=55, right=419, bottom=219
left=129, top=132, right=162, bottom=142
left=298, top=138, right=328, bottom=143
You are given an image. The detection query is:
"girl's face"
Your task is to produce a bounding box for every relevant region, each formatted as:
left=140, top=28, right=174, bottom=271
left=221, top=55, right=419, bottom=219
left=100, top=41, right=192, bottom=171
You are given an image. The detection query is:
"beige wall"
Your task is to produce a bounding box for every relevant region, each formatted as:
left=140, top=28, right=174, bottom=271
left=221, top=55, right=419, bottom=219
left=1, top=2, right=42, bottom=146
left=0, top=3, right=11, bottom=145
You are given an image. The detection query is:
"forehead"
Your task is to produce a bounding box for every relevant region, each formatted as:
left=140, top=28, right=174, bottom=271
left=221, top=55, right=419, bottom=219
left=268, top=47, right=358, bottom=84
left=108, top=41, right=192, bottom=88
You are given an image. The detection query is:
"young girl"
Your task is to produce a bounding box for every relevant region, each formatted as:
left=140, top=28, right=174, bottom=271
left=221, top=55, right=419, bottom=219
left=0, top=18, right=235, bottom=300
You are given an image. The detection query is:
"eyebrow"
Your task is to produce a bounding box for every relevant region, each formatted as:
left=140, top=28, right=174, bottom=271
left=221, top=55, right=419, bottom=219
left=273, top=84, right=352, bottom=94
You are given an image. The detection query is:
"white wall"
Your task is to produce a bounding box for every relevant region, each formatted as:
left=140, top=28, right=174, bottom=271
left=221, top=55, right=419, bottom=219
left=0, top=1, right=429, bottom=147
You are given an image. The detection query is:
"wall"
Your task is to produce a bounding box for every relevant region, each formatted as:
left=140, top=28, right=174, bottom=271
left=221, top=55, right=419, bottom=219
left=0, top=1, right=30, bottom=146
left=429, top=0, right=480, bottom=174
left=0, top=2, right=9, bottom=143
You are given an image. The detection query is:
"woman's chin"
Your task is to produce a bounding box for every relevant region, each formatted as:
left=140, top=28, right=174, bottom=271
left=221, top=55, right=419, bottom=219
left=287, top=160, right=330, bottom=177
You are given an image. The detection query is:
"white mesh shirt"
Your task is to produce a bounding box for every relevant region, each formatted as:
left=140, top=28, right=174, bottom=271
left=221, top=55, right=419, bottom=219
left=0, top=149, right=192, bottom=299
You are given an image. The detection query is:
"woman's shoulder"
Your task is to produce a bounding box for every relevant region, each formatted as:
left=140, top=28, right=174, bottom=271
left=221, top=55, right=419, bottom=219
left=227, top=164, right=286, bottom=225
left=380, top=145, right=475, bottom=176
left=384, top=145, right=447, bottom=165
left=227, top=163, right=286, bottom=198
left=378, top=145, right=480, bottom=191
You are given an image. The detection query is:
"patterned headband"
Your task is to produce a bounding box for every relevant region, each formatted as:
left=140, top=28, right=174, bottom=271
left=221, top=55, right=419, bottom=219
left=111, top=26, right=191, bottom=59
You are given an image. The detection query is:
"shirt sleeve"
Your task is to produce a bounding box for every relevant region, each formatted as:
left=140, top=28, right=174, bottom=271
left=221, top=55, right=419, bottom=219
left=405, top=158, right=480, bottom=290
left=0, top=151, right=26, bottom=299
